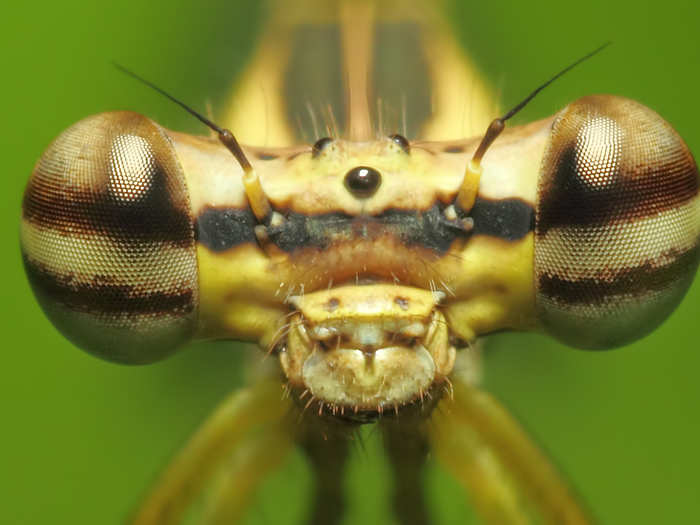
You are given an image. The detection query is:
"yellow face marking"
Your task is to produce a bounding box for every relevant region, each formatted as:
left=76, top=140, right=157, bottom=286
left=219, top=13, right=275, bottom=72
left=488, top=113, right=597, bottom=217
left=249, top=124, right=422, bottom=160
left=288, top=284, right=439, bottom=324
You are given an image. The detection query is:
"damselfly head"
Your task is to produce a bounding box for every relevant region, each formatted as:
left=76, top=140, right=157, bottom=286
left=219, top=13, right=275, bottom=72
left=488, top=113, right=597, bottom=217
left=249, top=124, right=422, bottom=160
left=281, top=284, right=453, bottom=414
left=20, top=47, right=699, bottom=419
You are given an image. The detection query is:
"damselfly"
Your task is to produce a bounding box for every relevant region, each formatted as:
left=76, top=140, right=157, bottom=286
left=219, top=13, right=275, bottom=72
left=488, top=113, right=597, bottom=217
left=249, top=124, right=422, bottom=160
left=9, top=1, right=700, bottom=524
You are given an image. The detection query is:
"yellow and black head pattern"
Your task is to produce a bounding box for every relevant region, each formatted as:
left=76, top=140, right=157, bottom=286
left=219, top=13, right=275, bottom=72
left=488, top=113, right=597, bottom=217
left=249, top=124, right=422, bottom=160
left=19, top=0, right=700, bottom=413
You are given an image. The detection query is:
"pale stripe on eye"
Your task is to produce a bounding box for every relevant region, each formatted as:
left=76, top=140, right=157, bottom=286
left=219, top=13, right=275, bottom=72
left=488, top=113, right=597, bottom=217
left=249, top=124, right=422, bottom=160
left=108, top=134, right=157, bottom=203
left=574, top=116, right=623, bottom=190
left=536, top=198, right=700, bottom=281
left=20, top=220, right=196, bottom=292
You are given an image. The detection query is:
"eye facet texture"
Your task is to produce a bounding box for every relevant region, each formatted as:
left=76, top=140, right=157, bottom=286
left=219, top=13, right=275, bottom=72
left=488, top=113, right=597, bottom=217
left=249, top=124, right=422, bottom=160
left=21, top=112, right=199, bottom=363
left=535, top=95, right=700, bottom=349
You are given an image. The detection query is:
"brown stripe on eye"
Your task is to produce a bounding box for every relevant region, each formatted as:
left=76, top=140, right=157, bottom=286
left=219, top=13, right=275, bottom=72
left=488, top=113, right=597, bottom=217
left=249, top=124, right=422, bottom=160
left=537, top=244, right=700, bottom=306
left=22, top=111, right=195, bottom=247
left=537, top=96, right=699, bottom=235
left=20, top=113, right=199, bottom=363
left=23, top=165, right=193, bottom=246
left=537, top=140, right=699, bottom=234
left=23, top=257, right=195, bottom=316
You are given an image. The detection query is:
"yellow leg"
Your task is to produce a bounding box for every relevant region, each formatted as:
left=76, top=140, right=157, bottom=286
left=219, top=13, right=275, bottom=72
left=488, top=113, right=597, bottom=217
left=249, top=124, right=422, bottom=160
left=129, top=378, right=294, bottom=525
left=429, top=377, right=593, bottom=525
left=200, top=425, right=294, bottom=525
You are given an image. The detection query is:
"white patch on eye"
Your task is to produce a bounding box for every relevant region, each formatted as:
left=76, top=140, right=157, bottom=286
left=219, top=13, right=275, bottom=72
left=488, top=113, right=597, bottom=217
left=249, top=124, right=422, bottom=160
left=108, top=134, right=157, bottom=202
left=574, top=116, right=623, bottom=189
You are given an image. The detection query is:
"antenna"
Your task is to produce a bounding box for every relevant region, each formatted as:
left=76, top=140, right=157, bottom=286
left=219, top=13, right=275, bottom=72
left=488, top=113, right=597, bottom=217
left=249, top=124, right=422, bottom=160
left=455, top=43, right=611, bottom=213
left=113, top=63, right=272, bottom=222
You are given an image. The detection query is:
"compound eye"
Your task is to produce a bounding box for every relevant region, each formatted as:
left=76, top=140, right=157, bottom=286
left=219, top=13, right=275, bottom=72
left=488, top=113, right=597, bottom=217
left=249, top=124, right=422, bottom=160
left=389, top=133, right=410, bottom=154
left=21, top=112, right=199, bottom=363
left=311, top=136, right=333, bottom=158
left=535, top=95, right=700, bottom=349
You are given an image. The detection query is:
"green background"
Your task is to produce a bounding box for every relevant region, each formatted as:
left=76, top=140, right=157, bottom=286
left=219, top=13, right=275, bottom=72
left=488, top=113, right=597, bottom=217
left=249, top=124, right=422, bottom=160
left=2, top=0, right=699, bottom=523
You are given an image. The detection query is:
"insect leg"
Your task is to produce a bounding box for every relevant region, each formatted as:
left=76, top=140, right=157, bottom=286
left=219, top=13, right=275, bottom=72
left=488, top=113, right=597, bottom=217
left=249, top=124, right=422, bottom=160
left=200, top=426, right=294, bottom=524
left=297, top=417, right=354, bottom=525
left=380, top=413, right=432, bottom=525
left=129, top=378, right=295, bottom=525
left=429, top=373, right=594, bottom=525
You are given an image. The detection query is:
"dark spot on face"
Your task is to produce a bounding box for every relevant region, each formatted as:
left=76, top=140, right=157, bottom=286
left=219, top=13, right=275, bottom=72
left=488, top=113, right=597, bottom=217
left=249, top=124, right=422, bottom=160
left=325, top=297, right=340, bottom=312
left=389, top=134, right=410, bottom=154
left=443, top=145, right=465, bottom=154
left=344, top=166, right=381, bottom=199
left=255, top=152, right=279, bottom=160
left=395, top=297, right=409, bottom=310
left=312, top=137, right=333, bottom=158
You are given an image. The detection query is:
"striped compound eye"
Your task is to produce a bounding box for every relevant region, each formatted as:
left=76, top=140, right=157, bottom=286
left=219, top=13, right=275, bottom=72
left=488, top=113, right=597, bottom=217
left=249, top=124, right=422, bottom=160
left=535, top=95, right=700, bottom=349
left=20, top=112, right=198, bottom=364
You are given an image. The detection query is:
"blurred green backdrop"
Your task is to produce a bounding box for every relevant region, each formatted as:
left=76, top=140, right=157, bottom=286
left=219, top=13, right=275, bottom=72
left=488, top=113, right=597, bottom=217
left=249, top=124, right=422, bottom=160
left=2, top=0, right=699, bottom=523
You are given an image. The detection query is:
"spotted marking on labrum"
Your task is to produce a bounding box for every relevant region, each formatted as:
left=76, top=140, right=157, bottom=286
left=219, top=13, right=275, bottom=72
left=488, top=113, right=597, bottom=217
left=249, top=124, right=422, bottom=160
left=325, top=298, right=340, bottom=312
left=395, top=297, right=409, bottom=310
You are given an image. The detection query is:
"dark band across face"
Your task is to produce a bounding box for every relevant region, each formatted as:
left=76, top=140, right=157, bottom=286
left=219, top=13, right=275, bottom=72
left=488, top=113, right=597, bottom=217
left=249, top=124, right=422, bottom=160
left=196, top=197, right=534, bottom=255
